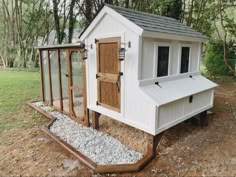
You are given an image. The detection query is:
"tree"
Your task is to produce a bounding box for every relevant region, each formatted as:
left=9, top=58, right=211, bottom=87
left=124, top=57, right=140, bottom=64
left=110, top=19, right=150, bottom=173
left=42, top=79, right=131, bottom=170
left=204, top=40, right=236, bottom=76
left=215, top=0, right=236, bottom=76
left=52, top=0, right=80, bottom=44
left=0, top=0, right=53, bottom=68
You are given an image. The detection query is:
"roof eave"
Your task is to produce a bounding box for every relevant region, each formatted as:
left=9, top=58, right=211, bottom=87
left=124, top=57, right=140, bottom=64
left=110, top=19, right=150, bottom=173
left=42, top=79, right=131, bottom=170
left=142, top=30, right=208, bottom=43
left=80, top=5, right=143, bottom=41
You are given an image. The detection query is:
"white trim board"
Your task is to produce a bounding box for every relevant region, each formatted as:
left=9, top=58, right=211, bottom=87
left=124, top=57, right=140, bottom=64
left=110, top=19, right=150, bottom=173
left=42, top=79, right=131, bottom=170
left=153, top=42, right=172, bottom=78
left=177, top=44, right=192, bottom=74
left=139, top=72, right=200, bottom=87
left=87, top=105, right=155, bottom=135
left=142, top=31, right=208, bottom=43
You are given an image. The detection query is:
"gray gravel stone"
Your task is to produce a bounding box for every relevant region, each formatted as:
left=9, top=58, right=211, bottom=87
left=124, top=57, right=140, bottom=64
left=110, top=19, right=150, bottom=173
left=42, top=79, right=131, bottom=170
left=34, top=102, right=143, bottom=165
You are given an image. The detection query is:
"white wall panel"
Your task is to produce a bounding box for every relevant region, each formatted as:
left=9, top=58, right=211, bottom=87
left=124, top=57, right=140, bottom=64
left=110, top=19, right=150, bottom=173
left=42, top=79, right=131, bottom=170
left=85, top=13, right=156, bottom=134
left=157, top=89, right=214, bottom=131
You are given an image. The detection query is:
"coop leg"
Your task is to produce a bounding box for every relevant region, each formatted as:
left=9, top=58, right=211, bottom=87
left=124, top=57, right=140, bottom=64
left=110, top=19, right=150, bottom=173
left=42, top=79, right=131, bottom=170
left=200, top=111, right=208, bottom=127
left=146, top=133, right=164, bottom=156
left=84, top=108, right=90, bottom=127
left=92, top=111, right=101, bottom=130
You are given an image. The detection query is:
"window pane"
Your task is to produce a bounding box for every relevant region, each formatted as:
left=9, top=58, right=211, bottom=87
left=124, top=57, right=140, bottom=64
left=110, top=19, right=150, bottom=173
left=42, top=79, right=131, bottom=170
left=157, top=46, right=169, bottom=77
left=71, top=52, right=83, bottom=89
left=50, top=51, right=60, bottom=108
left=72, top=90, right=84, bottom=119
left=60, top=51, right=69, bottom=114
left=180, top=47, right=190, bottom=73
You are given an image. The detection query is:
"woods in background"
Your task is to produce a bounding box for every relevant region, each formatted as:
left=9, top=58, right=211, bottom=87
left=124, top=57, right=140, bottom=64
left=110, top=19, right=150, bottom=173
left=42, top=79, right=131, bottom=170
left=0, top=0, right=235, bottom=76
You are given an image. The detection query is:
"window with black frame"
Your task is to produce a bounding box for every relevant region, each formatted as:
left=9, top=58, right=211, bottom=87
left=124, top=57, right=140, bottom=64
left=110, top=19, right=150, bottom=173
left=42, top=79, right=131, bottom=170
left=157, top=46, right=169, bottom=77
left=180, top=47, right=190, bottom=73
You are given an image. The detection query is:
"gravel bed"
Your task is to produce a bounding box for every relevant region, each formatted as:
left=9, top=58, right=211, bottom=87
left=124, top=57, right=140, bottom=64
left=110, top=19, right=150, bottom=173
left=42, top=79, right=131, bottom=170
left=34, top=102, right=143, bottom=165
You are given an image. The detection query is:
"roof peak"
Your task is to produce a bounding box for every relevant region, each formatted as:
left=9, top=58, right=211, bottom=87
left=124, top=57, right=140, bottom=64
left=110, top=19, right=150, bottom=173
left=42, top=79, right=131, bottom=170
left=105, top=3, right=178, bottom=22
left=104, top=3, right=207, bottom=39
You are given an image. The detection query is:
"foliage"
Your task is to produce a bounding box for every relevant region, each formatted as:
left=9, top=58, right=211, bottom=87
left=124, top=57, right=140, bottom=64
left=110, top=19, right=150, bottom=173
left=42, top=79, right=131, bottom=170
left=0, top=71, right=45, bottom=133
left=204, top=40, right=236, bottom=76
left=0, top=0, right=235, bottom=75
left=0, top=0, right=53, bottom=68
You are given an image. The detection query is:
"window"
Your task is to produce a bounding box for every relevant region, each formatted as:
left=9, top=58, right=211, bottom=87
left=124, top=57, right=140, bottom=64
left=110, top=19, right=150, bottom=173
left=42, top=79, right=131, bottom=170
left=157, top=46, right=169, bottom=77
left=180, top=47, right=190, bottom=73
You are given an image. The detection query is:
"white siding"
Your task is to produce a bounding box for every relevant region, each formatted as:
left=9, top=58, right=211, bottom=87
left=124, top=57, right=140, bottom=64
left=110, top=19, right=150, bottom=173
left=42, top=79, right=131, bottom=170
left=190, top=42, right=201, bottom=72
left=85, top=13, right=156, bottom=134
left=140, top=38, right=201, bottom=80
left=82, top=10, right=215, bottom=136
left=171, top=41, right=179, bottom=75
left=141, top=38, right=155, bottom=79
left=157, top=89, right=214, bottom=133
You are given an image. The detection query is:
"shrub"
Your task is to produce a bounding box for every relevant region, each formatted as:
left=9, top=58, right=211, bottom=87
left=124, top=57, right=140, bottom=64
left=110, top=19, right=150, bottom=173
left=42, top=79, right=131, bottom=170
left=204, top=40, right=236, bottom=76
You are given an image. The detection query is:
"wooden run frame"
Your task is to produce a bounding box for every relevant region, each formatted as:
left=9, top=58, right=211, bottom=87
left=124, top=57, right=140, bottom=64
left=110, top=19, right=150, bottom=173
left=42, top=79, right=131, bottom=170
left=27, top=101, right=164, bottom=174
left=30, top=43, right=164, bottom=173
left=38, top=44, right=89, bottom=126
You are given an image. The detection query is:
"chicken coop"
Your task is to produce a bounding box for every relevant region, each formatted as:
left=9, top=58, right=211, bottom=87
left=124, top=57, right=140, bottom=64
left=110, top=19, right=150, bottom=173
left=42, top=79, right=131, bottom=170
left=29, top=4, right=217, bottom=173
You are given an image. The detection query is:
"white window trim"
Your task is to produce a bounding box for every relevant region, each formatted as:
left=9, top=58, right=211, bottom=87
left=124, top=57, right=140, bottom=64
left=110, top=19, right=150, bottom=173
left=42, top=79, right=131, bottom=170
left=153, top=42, right=172, bottom=78
left=178, top=44, right=192, bottom=74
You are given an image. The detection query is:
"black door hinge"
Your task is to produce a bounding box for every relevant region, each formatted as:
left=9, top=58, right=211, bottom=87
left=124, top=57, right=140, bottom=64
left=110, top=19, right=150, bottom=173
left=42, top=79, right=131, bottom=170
left=95, top=39, right=98, bottom=43
left=119, top=72, right=123, bottom=76
left=96, top=74, right=99, bottom=79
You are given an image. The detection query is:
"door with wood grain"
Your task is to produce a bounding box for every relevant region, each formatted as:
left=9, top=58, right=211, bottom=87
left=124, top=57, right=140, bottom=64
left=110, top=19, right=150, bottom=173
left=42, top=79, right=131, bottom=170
left=96, top=37, right=121, bottom=112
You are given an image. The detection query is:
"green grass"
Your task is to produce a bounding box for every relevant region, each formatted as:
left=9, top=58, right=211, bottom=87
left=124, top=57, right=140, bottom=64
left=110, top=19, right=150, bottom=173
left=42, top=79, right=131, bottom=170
left=0, top=71, right=45, bottom=133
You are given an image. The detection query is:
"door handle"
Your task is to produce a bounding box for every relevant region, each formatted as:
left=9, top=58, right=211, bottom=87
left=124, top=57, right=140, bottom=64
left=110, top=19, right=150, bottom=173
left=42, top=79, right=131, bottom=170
left=65, top=73, right=69, bottom=77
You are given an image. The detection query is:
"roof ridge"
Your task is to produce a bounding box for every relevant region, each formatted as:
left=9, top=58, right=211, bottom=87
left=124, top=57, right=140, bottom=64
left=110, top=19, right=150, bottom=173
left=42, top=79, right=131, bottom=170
left=105, top=3, right=178, bottom=22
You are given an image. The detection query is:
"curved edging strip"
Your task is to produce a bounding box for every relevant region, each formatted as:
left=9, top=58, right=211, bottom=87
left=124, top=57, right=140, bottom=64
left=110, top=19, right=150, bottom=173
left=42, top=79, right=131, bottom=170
left=27, top=101, right=157, bottom=174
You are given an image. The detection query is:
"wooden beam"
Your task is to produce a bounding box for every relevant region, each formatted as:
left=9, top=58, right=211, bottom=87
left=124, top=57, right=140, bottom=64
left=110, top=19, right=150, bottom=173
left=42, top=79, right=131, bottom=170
left=47, top=50, right=53, bottom=106
left=200, top=111, right=208, bottom=127
left=27, top=100, right=161, bottom=174
left=82, top=49, right=89, bottom=127
left=39, top=50, right=45, bottom=102
left=66, top=50, right=73, bottom=117
left=42, top=128, right=97, bottom=170
left=146, top=132, right=164, bottom=156
left=57, top=49, right=63, bottom=112
left=92, top=111, right=101, bottom=129
left=27, top=102, right=54, bottom=120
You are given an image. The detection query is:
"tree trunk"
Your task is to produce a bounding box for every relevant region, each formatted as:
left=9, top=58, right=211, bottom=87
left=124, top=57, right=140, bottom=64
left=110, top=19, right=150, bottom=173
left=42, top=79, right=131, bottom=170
left=84, top=0, right=93, bottom=26
left=52, top=0, right=61, bottom=44
left=0, top=55, right=6, bottom=68
left=68, top=0, right=76, bottom=43
left=219, top=0, right=236, bottom=76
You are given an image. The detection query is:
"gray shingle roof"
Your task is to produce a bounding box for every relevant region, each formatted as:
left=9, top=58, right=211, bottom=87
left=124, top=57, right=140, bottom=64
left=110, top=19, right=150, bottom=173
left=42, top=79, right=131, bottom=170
left=106, top=4, right=207, bottom=39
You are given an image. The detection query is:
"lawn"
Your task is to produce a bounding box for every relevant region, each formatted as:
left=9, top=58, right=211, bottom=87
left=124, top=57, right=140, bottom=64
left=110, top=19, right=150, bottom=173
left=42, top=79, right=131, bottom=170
left=0, top=70, right=44, bottom=132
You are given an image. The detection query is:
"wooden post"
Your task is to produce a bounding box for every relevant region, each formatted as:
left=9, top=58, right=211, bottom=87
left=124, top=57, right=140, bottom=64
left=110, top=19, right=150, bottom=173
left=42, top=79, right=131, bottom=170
left=57, top=49, right=63, bottom=112
left=66, top=50, right=73, bottom=117
left=200, top=111, right=208, bottom=127
left=81, top=49, right=89, bottom=127
left=146, top=132, right=164, bottom=156
left=85, top=109, right=90, bottom=127
left=92, top=111, right=101, bottom=129
left=39, top=50, right=45, bottom=102
left=47, top=50, right=53, bottom=106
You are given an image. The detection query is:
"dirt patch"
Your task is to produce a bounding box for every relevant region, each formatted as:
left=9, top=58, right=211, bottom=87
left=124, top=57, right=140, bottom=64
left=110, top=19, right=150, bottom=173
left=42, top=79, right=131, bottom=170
left=1, top=77, right=236, bottom=176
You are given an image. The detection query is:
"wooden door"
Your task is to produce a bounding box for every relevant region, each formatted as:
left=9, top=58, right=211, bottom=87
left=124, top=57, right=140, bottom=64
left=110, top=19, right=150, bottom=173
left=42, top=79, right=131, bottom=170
left=66, top=50, right=87, bottom=122
left=96, top=37, right=121, bottom=112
